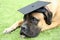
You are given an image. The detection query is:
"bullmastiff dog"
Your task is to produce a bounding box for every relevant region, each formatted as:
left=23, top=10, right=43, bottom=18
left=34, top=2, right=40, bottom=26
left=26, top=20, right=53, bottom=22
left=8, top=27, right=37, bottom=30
left=3, top=0, right=60, bottom=38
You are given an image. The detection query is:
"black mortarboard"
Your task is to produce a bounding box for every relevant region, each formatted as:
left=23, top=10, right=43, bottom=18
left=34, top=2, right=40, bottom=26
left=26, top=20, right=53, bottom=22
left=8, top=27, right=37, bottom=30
left=18, top=1, right=50, bottom=14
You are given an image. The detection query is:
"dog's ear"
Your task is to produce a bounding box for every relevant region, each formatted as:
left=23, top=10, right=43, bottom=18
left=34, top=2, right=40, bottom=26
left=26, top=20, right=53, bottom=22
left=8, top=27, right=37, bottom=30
left=44, top=10, right=52, bottom=25
left=36, top=7, right=52, bottom=25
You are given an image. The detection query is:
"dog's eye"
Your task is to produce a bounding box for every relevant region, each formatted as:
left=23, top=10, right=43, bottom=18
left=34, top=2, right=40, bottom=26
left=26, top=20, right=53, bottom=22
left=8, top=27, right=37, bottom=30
left=31, top=17, right=37, bottom=21
left=30, top=17, right=39, bottom=24
left=32, top=17, right=39, bottom=21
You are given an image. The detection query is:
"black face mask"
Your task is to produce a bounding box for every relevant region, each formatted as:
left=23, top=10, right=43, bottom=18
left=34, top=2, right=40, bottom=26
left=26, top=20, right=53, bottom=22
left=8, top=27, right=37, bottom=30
left=20, top=14, right=41, bottom=38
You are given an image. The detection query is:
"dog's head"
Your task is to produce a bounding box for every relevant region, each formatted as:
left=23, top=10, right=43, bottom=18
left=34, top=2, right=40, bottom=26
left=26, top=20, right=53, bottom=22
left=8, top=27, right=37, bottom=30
left=20, top=7, right=52, bottom=38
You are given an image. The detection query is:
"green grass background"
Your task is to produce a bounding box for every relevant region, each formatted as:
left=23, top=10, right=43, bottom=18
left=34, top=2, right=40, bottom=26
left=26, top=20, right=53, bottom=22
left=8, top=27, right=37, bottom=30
left=0, top=0, right=60, bottom=40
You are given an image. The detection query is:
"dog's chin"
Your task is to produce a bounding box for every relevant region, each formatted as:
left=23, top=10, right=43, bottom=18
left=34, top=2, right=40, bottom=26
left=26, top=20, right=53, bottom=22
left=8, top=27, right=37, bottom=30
left=20, top=27, right=41, bottom=38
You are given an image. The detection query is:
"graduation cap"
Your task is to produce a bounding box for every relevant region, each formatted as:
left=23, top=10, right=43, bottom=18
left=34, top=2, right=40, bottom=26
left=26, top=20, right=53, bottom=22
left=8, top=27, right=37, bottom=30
left=18, top=1, right=50, bottom=15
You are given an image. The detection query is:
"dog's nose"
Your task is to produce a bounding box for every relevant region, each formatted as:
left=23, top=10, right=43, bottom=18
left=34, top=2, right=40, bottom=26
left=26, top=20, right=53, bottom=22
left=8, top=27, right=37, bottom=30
left=21, top=27, right=26, bottom=30
left=21, top=24, right=27, bottom=30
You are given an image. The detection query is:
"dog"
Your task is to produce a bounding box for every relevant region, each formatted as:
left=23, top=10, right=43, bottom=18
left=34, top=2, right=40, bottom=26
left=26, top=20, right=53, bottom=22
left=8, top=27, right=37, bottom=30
left=3, top=0, right=60, bottom=38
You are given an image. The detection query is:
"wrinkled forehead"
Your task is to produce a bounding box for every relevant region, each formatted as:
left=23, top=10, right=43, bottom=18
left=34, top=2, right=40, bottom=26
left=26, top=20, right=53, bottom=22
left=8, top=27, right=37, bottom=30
left=31, top=12, right=44, bottom=20
left=24, top=12, right=44, bottom=20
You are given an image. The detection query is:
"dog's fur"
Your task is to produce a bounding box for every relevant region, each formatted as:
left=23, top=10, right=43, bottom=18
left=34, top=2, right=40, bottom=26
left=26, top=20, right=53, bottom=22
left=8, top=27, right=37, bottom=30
left=3, top=0, right=60, bottom=38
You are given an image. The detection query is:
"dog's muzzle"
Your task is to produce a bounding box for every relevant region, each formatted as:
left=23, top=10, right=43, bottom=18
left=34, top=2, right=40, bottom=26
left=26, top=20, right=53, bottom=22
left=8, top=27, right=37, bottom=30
left=20, top=22, right=41, bottom=38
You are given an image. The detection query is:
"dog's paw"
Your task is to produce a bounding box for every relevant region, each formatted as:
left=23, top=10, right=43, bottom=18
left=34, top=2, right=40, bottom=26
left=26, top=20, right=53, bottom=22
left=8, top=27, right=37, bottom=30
left=3, top=28, right=12, bottom=34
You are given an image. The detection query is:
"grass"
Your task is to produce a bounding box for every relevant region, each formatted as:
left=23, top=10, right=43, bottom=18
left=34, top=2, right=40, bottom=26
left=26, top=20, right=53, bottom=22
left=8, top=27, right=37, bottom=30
left=0, top=0, right=60, bottom=40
